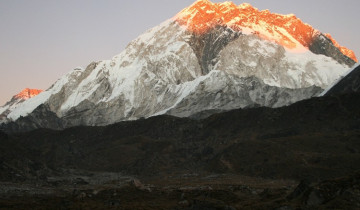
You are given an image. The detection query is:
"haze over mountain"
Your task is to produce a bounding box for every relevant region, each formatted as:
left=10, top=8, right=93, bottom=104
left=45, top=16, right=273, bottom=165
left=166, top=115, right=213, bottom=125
left=0, top=0, right=356, bottom=132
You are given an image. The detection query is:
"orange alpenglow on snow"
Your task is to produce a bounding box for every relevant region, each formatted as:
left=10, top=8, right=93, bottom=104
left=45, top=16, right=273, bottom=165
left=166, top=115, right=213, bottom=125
left=174, top=0, right=357, bottom=61
left=14, top=88, right=43, bottom=100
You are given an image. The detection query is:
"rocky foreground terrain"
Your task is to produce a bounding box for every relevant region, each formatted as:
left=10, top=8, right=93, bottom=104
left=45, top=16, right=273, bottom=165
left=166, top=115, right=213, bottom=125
left=1, top=92, right=360, bottom=209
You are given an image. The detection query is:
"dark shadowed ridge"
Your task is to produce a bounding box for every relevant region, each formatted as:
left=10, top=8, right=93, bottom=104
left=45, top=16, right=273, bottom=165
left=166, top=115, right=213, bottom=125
left=323, top=64, right=360, bottom=96
left=1, top=92, right=360, bottom=181
left=1, top=93, right=360, bottom=209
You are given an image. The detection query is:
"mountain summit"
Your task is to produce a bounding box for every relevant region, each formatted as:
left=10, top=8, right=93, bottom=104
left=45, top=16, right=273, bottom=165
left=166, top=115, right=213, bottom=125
left=175, top=0, right=357, bottom=62
left=0, top=1, right=356, bottom=131
left=13, top=88, right=43, bottom=101
left=0, top=88, right=42, bottom=123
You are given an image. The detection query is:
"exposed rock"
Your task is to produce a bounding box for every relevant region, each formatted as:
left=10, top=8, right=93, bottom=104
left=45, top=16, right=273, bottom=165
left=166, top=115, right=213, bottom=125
left=188, top=25, right=241, bottom=75
left=309, top=33, right=356, bottom=67
left=306, top=189, right=324, bottom=206
left=2, top=104, right=64, bottom=133
left=128, top=179, right=143, bottom=189
left=165, top=73, right=322, bottom=118
left=178, top=200, right=190, bottom=207
left=287, top=179, right=311, bottom=200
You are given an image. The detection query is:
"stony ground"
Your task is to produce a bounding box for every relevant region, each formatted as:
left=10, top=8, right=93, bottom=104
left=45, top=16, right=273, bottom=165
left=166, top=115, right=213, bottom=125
left=1, top=172, right=359, bottom=209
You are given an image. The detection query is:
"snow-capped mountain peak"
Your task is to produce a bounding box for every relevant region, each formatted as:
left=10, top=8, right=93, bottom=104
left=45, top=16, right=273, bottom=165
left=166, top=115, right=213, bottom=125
left=13, top=88, right=43, bottom=101
left=0, top=88, right=43, bottom=123
left=1, top=1, right=357, bottom=132
left=174, top=1, right=357, bottom=62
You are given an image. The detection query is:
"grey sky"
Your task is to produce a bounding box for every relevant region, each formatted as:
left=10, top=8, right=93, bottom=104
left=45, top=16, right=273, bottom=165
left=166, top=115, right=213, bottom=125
left=0, top=0, right=359, bottom=105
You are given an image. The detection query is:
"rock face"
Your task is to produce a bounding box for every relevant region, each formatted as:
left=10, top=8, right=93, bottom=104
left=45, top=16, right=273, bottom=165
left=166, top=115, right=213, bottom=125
left=0, top=0, right=356, bottom=130
left=2, top=104, right=64, bottom=132
left=309, top=33, right=356, bottom=67
left=189, top=26, right=242, bottom=75
left=164, top=72, right=321, bottom=118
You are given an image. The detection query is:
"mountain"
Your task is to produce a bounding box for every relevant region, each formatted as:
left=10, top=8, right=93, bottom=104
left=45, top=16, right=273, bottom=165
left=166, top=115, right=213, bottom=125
left=320, top=63, right=360, bottom=96
left=0, top=88, right=42, bottom=123
left=175, top=0, right=357, bottom=64
left=0, top=0, right=356, bottom=131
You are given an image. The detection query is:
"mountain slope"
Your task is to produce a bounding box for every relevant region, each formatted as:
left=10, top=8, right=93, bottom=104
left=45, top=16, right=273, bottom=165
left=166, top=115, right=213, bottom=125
left=320, top=63, right=360, bottom=96
left=2, top=92, right=360, bottom=180
left=1, top=92, right=360, bottom=209
left=0, top=88, right=42, bottom=123
left=0, top=0, right=356, bottom=130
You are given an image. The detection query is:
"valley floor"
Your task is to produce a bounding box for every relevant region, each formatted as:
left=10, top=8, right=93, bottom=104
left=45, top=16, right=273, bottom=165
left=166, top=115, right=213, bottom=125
left=1, top=171, right=359, bottom=209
